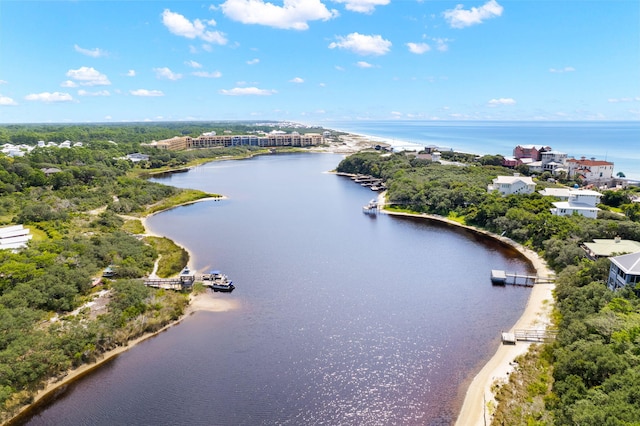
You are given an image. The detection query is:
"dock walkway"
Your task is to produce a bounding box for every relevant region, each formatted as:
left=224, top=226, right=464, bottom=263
left=491, top=269, right=554, bottom=286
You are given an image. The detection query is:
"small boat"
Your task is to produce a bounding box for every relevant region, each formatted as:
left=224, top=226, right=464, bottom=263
left=206, top=270, right=235, bottom=292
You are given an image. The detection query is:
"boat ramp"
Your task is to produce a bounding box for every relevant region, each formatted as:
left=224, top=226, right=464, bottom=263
left=490, top=270, right=554, bottom=287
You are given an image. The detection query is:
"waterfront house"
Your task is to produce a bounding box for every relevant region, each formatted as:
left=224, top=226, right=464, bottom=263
left=487, top=174, right=536, bottom=196
left=550, top=189, right=602, bottom=219
left=126, top=153, right=150, bottom=162
left=583, top=237, right=640, bottom=260
left=607, top=251, right=640, bottom=290
left=566, top=157, right=614, bottom=185
left=513, top=145, right=551, bottom=161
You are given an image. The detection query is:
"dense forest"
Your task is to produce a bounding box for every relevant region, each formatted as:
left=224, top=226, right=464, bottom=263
left=337, top=151, right=640, bottom=425
left=0, top=122, right=278, bottom=421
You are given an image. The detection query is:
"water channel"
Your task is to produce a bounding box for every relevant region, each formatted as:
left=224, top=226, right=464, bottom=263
left=25, top=153, right=533, bottom=425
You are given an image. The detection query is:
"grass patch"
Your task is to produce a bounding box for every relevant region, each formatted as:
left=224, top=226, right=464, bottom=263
left=446, top=212, right=466, bottom=225
left=144, top=189, right=221, bottom=215
left=122, top=219, right=145, bottom=234
left=25, top=226, right=48, bottom=241
left=144, top=236, right=189, bottom=278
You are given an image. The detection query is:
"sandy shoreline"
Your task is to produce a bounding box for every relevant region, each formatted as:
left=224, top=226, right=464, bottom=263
left=380, top=207, right=555, bottom=426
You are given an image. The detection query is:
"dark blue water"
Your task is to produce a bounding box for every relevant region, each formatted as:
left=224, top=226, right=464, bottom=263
left=322, top=121, right=640, bottom=180
left=24, top=153, right=532, bottom=425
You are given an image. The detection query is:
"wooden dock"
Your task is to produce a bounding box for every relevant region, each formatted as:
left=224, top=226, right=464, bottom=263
left=502, top=329, right=558, bottom=344
left=144, top=275, right=194, bottom=291
left=491, top=270, right=554, bottom=286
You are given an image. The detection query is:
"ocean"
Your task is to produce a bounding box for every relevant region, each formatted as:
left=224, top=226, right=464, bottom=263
left=320, top=121, right=640, bottom=181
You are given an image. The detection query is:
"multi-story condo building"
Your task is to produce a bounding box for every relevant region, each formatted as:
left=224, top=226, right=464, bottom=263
left=151, top=132, right=323, bottom=151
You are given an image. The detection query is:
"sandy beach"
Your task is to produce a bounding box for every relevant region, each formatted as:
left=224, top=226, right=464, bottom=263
left=381, top=208, right=555, bottom=426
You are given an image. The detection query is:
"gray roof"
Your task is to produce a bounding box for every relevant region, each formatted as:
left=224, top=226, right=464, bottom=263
left=610, top=251, right=640, bottom=275
left=584, top=239, right=640, bottom=257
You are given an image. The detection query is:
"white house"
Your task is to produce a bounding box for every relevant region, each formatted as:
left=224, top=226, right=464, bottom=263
left=0, top=225, right=32, bottom=251
left=540, top=151, right=568, bottom=174
left=566, top=157, right=614, bottom=184
left=607, top=251, right=640, bottom=290
left=539, top=187, right=571, bottom=200
left=126, top=153, right=150, bottom=162
left=550, top=189, right=602, bottom=219
left=487, top=174, right=536, bottom=196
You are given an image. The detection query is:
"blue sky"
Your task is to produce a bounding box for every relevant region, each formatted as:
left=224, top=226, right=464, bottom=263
left=0, top=0, right=639, bottom=123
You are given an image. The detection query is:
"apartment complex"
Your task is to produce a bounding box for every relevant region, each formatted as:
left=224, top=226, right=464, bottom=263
left=151, top=132, right=324, bottom=151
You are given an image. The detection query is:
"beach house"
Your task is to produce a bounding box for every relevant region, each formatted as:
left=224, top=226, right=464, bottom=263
left=607, top=251, right=640, bottom=291
left=549, top=189, right=602, bottom=219
left=487, top=174, right=536, bottom=196
left=566, top=157, right=614, bottom=185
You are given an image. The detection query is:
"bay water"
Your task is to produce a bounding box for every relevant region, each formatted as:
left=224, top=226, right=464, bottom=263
left=24, top=153, right=533, bottom=425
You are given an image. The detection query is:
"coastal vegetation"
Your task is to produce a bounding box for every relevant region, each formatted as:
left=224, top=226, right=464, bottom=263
left=337, top=151, right=640, bottom=425
left=0, top=123, right=271, bottom=422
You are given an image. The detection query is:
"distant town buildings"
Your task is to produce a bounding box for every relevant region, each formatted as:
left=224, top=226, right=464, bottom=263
left=504, top=144, right=617, bottom=188
left=487, top=174, right=536, bottom=196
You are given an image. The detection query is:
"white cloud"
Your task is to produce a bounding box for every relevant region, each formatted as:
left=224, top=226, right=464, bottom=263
left=0, top=95, right=17, bottom=106
left=549, top=66, right=576, bottom=73
left=0, top=80, right=8, bottom=85
left=407, top=42, right=431, bottom=54
left=356, top=61, right=373, bottom=68
left=434, top=38, right=450, bottom=51
left=25, top=92, right=73, bottom=102
left=247, top=58, right=260, bottom=65
left=130, top=89, right=164, bottom=97
left=220, top=0, right=339, bottom=30
left=162, top=9, right=228, bottom=44
left=333, top=0, right=389, bottom=14
left=74, top=44, right=107, bottom=58
left=66, top=66, right=111, bottom=86
left=443, top=0, right=503, bottom=29
left=219, top=87, right=277, bottom=96
left=78, top=89, right=110, bottom=96
left=335, top=65, right=345, bottom=71
left=608, top=97, right=640, bottom=103
left=193, top=71, right=223, bottom=78
left=60, top=80, right=78, bottom=88
left=289, top=77, right=304, bottom=83
left=186, top=60, right=203, bottom=68
left=154, top=67, right=183, bottom=80
left=329, top=33, right=391, bottom=56
left=126, top=70, right=136, bottom=77
left=488, top=97, right=516, bottom=106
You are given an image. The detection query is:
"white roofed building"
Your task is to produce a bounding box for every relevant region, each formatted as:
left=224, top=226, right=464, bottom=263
left=607, top=251, right=640, bottom=291
left=550, top=189, right=602, bottom=219
left=488, top=174, right=536, bottom=196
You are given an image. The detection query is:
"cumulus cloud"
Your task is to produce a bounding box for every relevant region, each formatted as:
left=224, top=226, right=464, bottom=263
left=434, top=38, right=450, bottom=52
left=126, top=70, right=136, bottom=77
left=78, top=89, right=110, bottom=96
left=25, top=92, right=73, bottom=102
left=60, top=80, right=78, bottom=88
left=549, top=66, right=576, bottom=73
left=443, top=0, right=503, bottom=29
left=333, top=0, right=389, bottom=14
left=356, top=61, right=373, bottom=68
left=193, top=71, right=223, bottom=78
left=329, top=33, right=391, bottom=56
left=154, top=67, right=183, bottom=80
left=289, top=77, right=304, bottom=83
left=407, top=42, right=431, bottom=54
left=74, top=44, right=107, bottom=58
left=66, top=67, right=111, bottom=86
left=0, top=95, right=17, bottom=106
left=219, top=87, right=277, bottom=96
left=220, top=0, right=339, bottom=30
left=130, top=89, right=164, bottom=97
left=162, top=9, right=228, bottom=44
left=247, top=58, right=260, bottom=65
left=488, top=97, right=516, bottom=106
left=186, top=60, right=203, bottom=68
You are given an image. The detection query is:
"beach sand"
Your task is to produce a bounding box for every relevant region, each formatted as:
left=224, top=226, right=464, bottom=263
left=381, top=208, right=555, bottom=426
